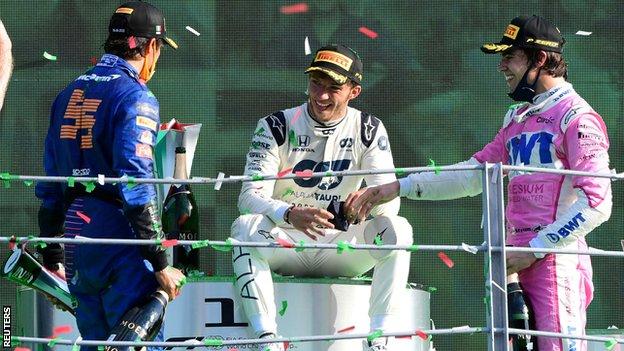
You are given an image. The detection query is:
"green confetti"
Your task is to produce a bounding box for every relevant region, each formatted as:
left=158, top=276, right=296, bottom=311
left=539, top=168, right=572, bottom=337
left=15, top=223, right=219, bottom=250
left=325, top=171, right=333, bottom=177
left=278, top=300, right=288, bottom=316
left=35, top=240, right=47, bottom=249
left=241, top=208, right=252, bottom=215
left=337, top=241, right=354, bottom=254
left=1, top=172, right=12, bottom=188
left=10, top=336, right=20, bottom=346
left=72, top=343, right=80, bottom=351
left=43, top=51, right=58, bottom=61
left=23, top=180, right=33, bottom=187
left=84, top=181, right=96, bottom=193
left=605, top=339, right=617, bottom=350
left=156, top=239, right=162, bottom=247
left=374, top=234, right=383, bottom=246
left=127, top=176, right=137, bottom=189
left=407, top=244, right=419, bottom=252
left=152, top=222, right=162, bottom=232
left=295, top=240, right=306, bottom=252
left=251, top=174, right=264, bottom=181
left=186, top=270, right=205, bottom=279
left=281, top=188, right=294, bottom=198
left=367, top=329, right=383, bottom=342
left=254, top=127, right=265, bottom=135
left=288, top=130, right=298, bottom=147
left=395, top=168, right=405, bottom=176
left=98, top=345, right=105, bottom=351
left=428, top=159, right=441, bottom=175
left=203, top=339, right=223, bottom=347
left=191, top=240, right=210, bottom=249
left=427, top=286, right=437, bottom=293
left=177, top=276, right=187, bottom=288
left=67, top=177, right=75, bottom=187
left=210, top=238, right=233, bottom=252
left=48, top=337, right=60, bottom=347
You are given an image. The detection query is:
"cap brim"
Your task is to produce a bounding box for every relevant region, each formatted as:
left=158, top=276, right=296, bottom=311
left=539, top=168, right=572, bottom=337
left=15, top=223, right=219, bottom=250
left=304, top=67, right=348, bottom=84
left=163, top=37, right=178, bottom=50
left=481, top=43, right=513, bottom=54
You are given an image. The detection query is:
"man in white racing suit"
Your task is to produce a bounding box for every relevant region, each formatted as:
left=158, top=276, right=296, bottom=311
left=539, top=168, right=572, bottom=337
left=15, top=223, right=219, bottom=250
left=230, top=44, right=413, bottom=351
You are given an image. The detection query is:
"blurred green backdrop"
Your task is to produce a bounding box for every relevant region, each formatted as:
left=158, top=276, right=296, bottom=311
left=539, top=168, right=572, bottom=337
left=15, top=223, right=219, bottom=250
left=0, top=1, right=622, bottom=350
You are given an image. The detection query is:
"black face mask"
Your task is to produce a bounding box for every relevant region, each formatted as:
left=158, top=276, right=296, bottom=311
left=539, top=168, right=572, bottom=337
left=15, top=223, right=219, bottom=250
left=508, top=67, right=541, bottom=102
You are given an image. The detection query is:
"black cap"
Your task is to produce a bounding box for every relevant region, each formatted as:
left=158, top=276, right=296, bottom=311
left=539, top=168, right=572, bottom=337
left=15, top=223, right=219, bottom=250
left=109, top=1, right=178, bottom=49
left=305, top=44, right=363, bottom=85
left=481, top=15, right=565, bottom=54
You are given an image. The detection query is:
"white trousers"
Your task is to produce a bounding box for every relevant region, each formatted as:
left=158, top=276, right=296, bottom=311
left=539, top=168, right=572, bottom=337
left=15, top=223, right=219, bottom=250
left=230, top=214, right=413, bottom=336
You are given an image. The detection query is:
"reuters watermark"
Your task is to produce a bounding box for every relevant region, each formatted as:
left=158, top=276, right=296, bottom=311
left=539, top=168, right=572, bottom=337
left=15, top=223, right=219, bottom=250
left=2, top=306, right=10, bottom=349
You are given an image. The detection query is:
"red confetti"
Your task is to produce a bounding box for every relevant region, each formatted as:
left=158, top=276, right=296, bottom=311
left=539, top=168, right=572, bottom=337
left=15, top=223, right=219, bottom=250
left=416, top=329, right=428, bottom=340
left=358, top=26, right=379, bottom=39
left=283, top=341, right=290, bottom=349
left=8, top=235, right=16, bottom=250
left=295, top=170, right=314, bottom=178
left=437, top=251, right=454, bottom=268
left=53, top=325, right=72, bottom=335
left=14, top=348, right=31, bottom=351
left=277, top=237, right=295, bottom=248
left=162, top=239, right=179, bottom=248
left=277, top=168, right=293, bottom=178
left=337, top=325, right=355, bottom=333
left=90, top=56, right=98, bottom=65
left=291, top=106, right=303, bottom=124
left=280, top=3, right=309, bottom=14
left=397, top=334, right=413, bottom=339
left=75, top=211, right=91, bottom=224
left=228, top=348, right=238, bottom=351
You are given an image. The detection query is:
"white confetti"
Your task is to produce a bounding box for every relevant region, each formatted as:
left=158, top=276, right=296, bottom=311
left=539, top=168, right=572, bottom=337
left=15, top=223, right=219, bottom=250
left=214, top=172, right=225, bottom=190
left=461, top=243, right=479, bottom=254
left=304, top=36, right=311, bottom=55
left=97, top=174, right=105, bottom=186
left=186, top=26, right=200, bottom=36
left=575, top=30, right=592, bottom=36
left=621, top=239, right=624, bottom=252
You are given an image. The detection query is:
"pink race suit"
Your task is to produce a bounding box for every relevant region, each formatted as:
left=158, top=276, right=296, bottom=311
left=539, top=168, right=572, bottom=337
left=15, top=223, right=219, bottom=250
left=400, top=82, right=612, bottom=351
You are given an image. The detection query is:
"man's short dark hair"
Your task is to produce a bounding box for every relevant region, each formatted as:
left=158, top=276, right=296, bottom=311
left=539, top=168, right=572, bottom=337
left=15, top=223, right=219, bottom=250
left=103, top=36, right=162, bottom=60
left=525, top=48, right=568, bottom=79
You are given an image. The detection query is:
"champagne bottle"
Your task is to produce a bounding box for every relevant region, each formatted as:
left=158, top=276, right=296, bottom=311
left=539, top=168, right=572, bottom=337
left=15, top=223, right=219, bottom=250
left=106, top=290, right=169, bottom=351
left=162, top=147, right=200, bottom=274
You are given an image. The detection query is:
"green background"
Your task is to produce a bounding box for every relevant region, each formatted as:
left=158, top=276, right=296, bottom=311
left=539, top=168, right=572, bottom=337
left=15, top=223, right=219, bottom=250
left=0, top=1, right=622, bottom=350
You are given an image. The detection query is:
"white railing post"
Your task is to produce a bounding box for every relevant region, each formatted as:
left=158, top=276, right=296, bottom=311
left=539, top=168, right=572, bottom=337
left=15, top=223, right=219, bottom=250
left=482, top=162, right=509, bottom=350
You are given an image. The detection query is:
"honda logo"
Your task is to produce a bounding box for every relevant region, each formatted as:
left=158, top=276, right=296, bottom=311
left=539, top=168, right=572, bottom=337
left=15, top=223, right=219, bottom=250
left=298, top=135, right=310, bottom=147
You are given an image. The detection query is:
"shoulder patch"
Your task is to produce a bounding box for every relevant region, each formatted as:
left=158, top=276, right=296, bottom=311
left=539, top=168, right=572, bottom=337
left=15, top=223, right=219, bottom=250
left=560, top=103, right=594, bottom=132
left=360, top=112, right=381, bottom=148
left=502, top=103, right=526, bottom=128
left=263, top=111, right=287, bottom=146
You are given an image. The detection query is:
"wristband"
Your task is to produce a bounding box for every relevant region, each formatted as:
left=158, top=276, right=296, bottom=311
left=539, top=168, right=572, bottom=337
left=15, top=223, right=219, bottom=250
left=283, top=205, right=294, bottom=224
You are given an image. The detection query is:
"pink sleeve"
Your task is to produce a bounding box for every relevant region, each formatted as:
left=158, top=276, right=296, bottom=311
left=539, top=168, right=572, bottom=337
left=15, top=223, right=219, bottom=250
left=564, top=114, right=611, bottom=208
left=472, top=128, right=507, bottom=164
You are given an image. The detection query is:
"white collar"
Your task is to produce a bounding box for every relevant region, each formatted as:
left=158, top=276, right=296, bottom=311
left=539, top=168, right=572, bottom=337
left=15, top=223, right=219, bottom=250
left=514, top=82, right=575, bottom=123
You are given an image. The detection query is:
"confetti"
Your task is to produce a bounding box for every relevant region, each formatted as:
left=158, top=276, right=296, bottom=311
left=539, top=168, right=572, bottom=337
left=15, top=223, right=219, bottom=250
left=126, top=176, right=137, bottom=189
left=337, top=241, right=354, bottom=254
left=97, top=174, right=105, bottom=185
left=251, top=174, right=264, bottom=181
left=8, top=236, right=16, bottom=250
left=84, top=181, right=96, bottom=193
left=161, top=239, right=179, bottom=247
left=14, top=348, right=29, bottom=351
left=203, top=339, right=223, bottom=347
left=277, top=168, right=292, bottom=178
left=186, top=25, right=201, bottom=36
left=75, top=211, right=91, bottom=224
left=427, top=286, right=437, bottom=293
left=407, top=244, right=419, bottom=252
left=278, top=300, right=288, bottom=316
left=605, top=338, right=617, bottom=350
left=575, top=30, right=592, bottom=36
left=23, top=180, right=33, bottom=187
left=337, top=325, right=355, bottom=333
left=43, top=51, right=57, bottom=61
left=53, top=325, right=73, bottom=335
left=367, top=329, right=383, bottom=341
left=437, top=251, right=454, bottom=268
left=291, top=106, right=303, bottom=124
left=177, top=276, right=187, bottom=288
left=428, top=159, right=441, bottom=175
left=67, top=177, right=75, bottom=187
left=416, top=330, right=428, bottom=341
left=620, top=240, right=623, bottom=251
left=214, top=172, right=225, bottom=190
left=395, top=168, right=405, bottom=176
left=280, top=3, right=309, bottom=14
left=35, top=240, right=47, bottom=249
left=0, top=172, right=11, bottom=188
left=374, top=234, right=383, bottom=246
left=304, top=36, right=311, bottom=55
left=281, top=187, right=294, bottom=198
left=289, top=130, right=298, bottom=147
left=192, top=240, right=210, bottom=249
left=277, top=237, right=295, bottom=248
left=210, top=238, right=234, bottom=252
left=48, top=337, right=60, bottom=347
left=294, top=240, right=306, bottom=252
left=358, top=26, right=378, bottom=39
left=461, top=242, right=479, bottom=254
left=295, top=170, right=314, bottom=178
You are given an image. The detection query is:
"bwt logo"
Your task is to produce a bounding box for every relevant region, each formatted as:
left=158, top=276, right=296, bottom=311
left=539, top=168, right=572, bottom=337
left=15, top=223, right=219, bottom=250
left=546, top=213, right=586, bottom=244
left=507, top=131, right=554, bottom=166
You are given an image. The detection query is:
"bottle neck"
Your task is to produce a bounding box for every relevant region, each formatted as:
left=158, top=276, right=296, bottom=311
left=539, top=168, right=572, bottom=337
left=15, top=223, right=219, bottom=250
left=174, top=152, right=188, bottom=179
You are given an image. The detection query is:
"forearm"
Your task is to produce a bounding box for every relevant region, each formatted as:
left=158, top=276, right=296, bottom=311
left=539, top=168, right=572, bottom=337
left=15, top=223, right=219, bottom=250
left=238, top=186, right=290, bottom=224
left=0, top=20, right=12, bottom=111
left=124, top=200, right=168, bottom=272
left=399, top=158, right=483, bottom=200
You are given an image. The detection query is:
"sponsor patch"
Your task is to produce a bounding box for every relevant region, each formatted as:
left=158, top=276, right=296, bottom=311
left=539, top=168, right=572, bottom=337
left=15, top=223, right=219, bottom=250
left=314, top=50, right=353, bottom=71
left=115, top=7, right=134, bottom=14
left=378, top=135, right=389, bottom=150
left=136, top=102, right=158, bottom=116
left=504, top=24, right=520, bottom=39
left=136, top=116, right=157, bottom=131
left=139, top=130, right=154, bottom=145
left=135, top=143, right=153, bottom=159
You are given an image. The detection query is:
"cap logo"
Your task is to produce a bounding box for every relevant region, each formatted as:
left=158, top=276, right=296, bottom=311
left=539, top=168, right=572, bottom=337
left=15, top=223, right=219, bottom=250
left=115, top=7, right=134, bottom=15
left=156, top=25, right=162, bottom=35
left=314, top=50, right=353, bottom=71
left=533, top=39, right=559, bottom=48
left=504, top=24, right=519, bottom=40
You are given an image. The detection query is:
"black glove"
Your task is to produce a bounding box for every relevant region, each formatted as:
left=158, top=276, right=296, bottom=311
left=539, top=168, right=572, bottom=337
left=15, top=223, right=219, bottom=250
left=327, top=200, right=350, bottom=231
left=124, top=201, right=168, bottom=272
left=507, top=282, right=536, bottom=351
left=37, top=206, right=65, bottom=270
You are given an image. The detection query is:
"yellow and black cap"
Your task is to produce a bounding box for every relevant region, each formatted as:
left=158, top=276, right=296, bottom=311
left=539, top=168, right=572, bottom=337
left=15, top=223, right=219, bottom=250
left=305, top=44, right=363, bottom=85
left=109, top=1, right=178, bottom=49
left=481, top=15, right=564, bottom=54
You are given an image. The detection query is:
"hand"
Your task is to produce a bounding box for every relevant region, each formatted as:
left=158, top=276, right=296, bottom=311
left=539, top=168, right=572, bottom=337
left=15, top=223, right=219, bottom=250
left=506, top=252, right=538, bottom=275
left=154, top=266, right=185, bottom=301
left=44, top=264, right=71, bottom=312
left=288, top=206, right=334, bottom=240
left=344, top=181, right=400, bottom=222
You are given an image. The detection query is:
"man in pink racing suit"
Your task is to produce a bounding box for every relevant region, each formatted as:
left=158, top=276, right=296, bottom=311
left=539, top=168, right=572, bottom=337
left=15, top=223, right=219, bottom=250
left=344, top=15, right=612, bottom=351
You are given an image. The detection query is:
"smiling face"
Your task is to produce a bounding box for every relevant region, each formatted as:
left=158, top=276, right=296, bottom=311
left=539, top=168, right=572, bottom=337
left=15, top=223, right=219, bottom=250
left=306, top=71, right=361, bottom=123
left=498, top=49, right=533, bottom=93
